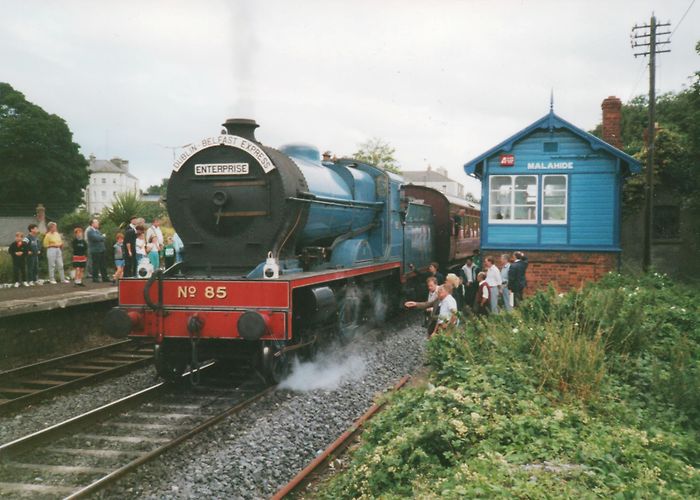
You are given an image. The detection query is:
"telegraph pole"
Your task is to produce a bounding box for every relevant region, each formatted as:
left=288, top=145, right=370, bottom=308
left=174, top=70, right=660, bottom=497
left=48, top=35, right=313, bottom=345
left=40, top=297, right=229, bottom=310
left=156, top=143, right=193, bottom=163
left=631, top=15, right=671, bottom=272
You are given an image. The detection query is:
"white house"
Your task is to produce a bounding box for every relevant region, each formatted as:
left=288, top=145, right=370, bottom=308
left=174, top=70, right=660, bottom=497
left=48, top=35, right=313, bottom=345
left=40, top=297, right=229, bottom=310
left=402, top=166, right=465, bottom=198
left=85, top=156, right=140, bottom=214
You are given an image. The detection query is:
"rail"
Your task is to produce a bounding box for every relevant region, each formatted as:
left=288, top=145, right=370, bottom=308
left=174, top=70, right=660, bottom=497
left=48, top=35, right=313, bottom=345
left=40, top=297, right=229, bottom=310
left=273, top=375, right=411, bottom=499
left=0, top=363, right=276, bottom=498
left=0, top=340, right=153, bottom=414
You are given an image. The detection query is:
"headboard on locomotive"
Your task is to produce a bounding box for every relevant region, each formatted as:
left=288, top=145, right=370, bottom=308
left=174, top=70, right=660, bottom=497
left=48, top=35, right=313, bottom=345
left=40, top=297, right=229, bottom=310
left=166, top=119, right=400, bottom=277
left=167, top=119, right=307, bottom=274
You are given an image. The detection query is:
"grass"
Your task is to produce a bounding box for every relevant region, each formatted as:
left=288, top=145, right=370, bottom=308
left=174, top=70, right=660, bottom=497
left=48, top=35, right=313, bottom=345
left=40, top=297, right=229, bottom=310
left=316, top=272, right=700, bottom=498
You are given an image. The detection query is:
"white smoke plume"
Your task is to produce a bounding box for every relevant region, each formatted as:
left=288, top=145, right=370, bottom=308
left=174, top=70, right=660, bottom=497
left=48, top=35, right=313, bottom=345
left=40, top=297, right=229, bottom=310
left=279, top=347, right=366, bottom=392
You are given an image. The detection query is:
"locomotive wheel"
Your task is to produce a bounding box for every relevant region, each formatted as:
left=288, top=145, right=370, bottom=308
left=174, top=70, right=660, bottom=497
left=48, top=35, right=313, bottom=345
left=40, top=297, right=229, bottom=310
left=154, top=344, right=187, bottom=383
left=306, top=339, right=319, bottom=360
left=370, top=282, right=390, bottom=325
left=338, top=286, right=362, bottom=344
left=300, top=335, right=319, bottom=361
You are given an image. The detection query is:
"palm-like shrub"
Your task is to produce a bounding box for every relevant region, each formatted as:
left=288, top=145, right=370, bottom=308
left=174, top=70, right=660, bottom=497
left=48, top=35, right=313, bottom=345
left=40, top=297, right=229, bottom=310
left=103, top=191, right=147, bottom=229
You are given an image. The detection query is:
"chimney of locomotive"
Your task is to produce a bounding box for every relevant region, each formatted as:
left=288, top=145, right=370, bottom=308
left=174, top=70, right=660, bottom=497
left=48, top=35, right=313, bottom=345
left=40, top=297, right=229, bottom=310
left=223, top=118, right=259, bottom=142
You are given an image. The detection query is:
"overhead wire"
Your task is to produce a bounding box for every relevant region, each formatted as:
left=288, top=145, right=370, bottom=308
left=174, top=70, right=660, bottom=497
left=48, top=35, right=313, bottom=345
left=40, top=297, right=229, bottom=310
left=627, top=58, right=649, bottom=102
left=670, top=0, right=696, bottom=38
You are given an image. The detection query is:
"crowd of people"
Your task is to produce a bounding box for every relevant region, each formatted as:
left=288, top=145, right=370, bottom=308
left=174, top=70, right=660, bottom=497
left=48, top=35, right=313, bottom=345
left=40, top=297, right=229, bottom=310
left=5, top=216, right=184, bottom=288
left=405, top=250, right=529, bottom=337
left=6, top=215, right=521, bottom=338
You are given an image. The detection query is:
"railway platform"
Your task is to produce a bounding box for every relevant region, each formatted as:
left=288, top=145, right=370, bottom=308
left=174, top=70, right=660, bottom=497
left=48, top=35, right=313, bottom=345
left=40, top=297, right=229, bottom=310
left=0, top=281, right=117, bottom=319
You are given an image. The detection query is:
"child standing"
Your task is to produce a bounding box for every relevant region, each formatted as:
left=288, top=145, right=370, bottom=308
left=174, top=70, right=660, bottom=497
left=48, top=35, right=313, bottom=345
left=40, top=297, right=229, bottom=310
left=71, top=227, right=87, bottom=286
left=476, top=271, right=490, bottom=317
left=147, top=235, right=160, bottom=270
left=172, top=232, right=184, bottom=263
left=24, top=224, right=41, bottom=285
left=112, top=233, right=125, bottom=283
left=135, top=228, right=147, bottom=264
left=163, top=236, right=176, bottom=269
left=9, top=231, right=28, bottom=287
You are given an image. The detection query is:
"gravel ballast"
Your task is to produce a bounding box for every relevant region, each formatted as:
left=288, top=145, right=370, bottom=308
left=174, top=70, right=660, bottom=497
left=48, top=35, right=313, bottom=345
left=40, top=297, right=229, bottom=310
left=0, top=366, right=160, bottom=445
left=97, top=315, right=427, bottom=499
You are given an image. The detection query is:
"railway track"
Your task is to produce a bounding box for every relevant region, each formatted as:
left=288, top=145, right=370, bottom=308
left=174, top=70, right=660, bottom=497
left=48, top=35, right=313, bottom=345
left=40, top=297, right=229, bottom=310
left=273, top=375, right=411, bottom=499
left=0, top=366, right=273, bottom=498
left=0, top=340, right=154, bottom=415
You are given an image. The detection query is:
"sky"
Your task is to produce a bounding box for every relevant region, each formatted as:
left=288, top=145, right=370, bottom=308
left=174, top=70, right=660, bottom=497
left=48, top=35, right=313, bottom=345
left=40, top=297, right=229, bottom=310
left=2, top=0, right=699, bottom=197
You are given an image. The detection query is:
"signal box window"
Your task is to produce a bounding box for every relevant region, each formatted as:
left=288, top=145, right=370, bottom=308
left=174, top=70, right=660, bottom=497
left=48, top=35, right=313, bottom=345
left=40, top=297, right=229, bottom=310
left=489, top=175, right=537, bottom=223
left=542, top=175, right=567, bottom=224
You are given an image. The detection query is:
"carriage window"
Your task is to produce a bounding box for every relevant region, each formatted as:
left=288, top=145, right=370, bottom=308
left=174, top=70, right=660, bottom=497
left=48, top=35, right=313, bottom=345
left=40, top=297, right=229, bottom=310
left=489, top=175, right=537, bottom=223
left=542, top=175, right=567, bottom=223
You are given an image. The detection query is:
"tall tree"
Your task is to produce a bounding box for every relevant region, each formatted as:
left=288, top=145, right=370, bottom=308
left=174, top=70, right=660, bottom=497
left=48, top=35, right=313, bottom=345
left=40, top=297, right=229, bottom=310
left=0, top=83, right=88, bottom=217
left=146, top=178, right=168, bottom=196
left=591, top=41, right=700, bottom=213
left=464, top=192, right=481, bottom=204
left=353, top=138, right=401, bottom=174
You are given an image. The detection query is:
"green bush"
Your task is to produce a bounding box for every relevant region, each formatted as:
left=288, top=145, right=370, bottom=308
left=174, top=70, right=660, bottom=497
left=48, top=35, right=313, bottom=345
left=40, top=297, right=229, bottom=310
left=103, top=192, right=166, bottom=230
left=319, top=273, right=700, bottom=498
left=103, top=191, right=146, bottom=229
left=57, top=209, right=91, bottom=234
left=0, top=250, right=12, bottom=283
left=534, top=322, right=606, bottom=400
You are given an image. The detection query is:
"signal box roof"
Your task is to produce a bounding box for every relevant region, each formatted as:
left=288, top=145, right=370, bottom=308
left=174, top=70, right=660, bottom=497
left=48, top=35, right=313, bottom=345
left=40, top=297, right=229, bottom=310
left=463, top=110, right=642, bottom=178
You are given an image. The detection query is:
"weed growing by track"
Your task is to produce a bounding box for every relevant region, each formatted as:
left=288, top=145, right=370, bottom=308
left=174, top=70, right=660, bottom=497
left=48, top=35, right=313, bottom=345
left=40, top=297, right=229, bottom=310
left=318, top=273, right=700, bottom=498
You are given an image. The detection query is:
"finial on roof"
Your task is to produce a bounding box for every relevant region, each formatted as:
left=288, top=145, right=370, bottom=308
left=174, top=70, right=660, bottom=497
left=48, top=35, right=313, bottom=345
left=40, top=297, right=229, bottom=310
left=548, top=89, right=555, bottom=133
left=550, top=89, right=554, bottom=112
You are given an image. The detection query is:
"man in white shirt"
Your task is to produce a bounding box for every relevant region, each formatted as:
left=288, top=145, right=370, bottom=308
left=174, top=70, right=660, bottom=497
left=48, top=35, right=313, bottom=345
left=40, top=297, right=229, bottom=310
left=434, top=285, right=458, bottom=335
left=460, top=256, right=479, bottom=311
left=404, top=276, right=440, bottom=337
left=484, top=256, right=502, bottom=314
left=146, top=218, right=164, bottom=251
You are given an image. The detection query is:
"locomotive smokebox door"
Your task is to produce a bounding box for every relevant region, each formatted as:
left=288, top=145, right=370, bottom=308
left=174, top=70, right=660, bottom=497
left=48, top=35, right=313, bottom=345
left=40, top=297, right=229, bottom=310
left=167, top=119, right=309, bottom=273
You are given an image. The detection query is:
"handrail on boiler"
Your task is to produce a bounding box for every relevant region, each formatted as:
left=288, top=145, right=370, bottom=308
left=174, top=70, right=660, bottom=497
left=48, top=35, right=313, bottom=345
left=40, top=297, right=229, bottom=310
left=289, top=192, right=384, bottom=211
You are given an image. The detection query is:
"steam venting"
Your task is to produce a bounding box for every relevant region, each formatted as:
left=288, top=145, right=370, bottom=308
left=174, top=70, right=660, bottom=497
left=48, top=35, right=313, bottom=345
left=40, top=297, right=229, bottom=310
left=279, top=348, right=367, bottom=392
left=372, top=291, right=388, bottom=324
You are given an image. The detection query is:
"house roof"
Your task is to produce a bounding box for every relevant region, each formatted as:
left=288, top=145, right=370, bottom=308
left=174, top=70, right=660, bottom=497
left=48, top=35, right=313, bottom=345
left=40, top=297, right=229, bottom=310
left=89, top=159, right=139, bottom=180
left=463, top=110, right=642, bottom=178
left=444, top=193, right=480, bottom=210
left=403, top=169, right=454, bottom=183
left=140, top=194, right=162, bottom=203
left=0, top=216, right=36, bottom=245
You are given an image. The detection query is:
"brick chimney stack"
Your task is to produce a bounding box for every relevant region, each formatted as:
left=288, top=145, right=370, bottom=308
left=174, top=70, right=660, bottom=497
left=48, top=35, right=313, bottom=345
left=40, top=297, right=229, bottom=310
left=601, top=96, right=622, bottom=149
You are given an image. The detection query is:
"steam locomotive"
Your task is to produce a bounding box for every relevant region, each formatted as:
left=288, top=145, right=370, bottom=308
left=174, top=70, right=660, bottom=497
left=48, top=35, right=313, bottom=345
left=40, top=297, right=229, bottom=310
left=105, top=119, right=479, bottom=382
